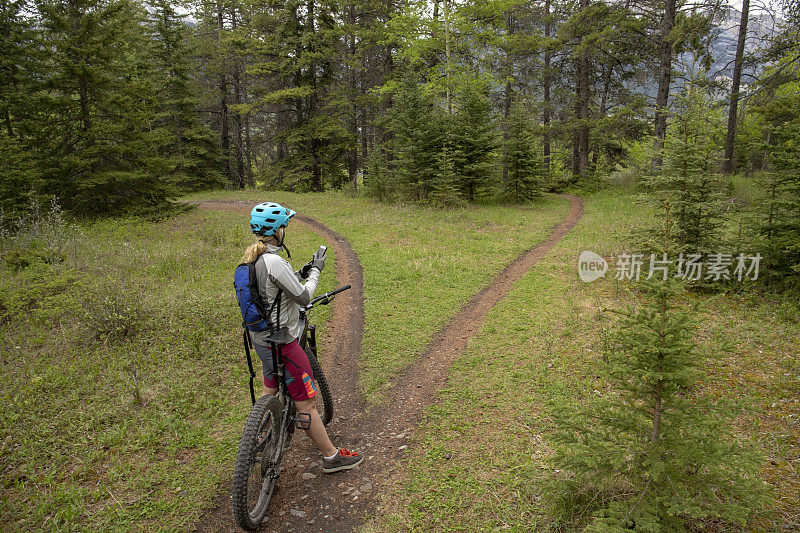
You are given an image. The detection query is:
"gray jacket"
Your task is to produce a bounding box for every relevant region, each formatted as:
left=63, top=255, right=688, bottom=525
left=250, top=250, right=320, bottom=346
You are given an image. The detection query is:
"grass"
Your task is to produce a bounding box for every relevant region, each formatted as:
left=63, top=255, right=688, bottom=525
left=361, top=188, right=800, bottom=532
left=0, top=207, right=336, bottom=531
left=1, top=190, right=568, bottom=530
left=4, top=186, right=795, bottom=531
left=185, top=190, right=572, bottom=399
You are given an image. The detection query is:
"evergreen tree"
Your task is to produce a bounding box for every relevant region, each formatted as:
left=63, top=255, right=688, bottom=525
left=754, top=92, right=800, bottom=290
left=0, top=0, right=41, bottom=224
left=433, top=119, right=462, bottom=206
left=502, top=106, right=543, bottom=202
left=246, top=0, right=348, bottom=191
left=0, top=0, right=35, bottom=138
left=0, top=136, right=39, bottom=226
left=548, top=216, right=768, bottom=530
left=451, top=82, right=497, bottom=202
left=32, top=0, right=177, bottom=214
left=364, top=139, right=394, bottom=203
left=390, top=72, right=445, bottom=202
left=148, top=0, right=223, bottom=193
left=645, top=81, right=725, bottom=253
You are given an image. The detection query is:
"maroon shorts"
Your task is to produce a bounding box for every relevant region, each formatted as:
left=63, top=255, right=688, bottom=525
left=253, top=340, right=318, bottom=402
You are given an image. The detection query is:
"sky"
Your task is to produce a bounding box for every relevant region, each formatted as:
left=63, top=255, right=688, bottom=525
left=727, top=0, right=783, bottom=15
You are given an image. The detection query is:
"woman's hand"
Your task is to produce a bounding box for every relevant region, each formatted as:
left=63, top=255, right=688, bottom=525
left=311, top=248, right=326, bottom=272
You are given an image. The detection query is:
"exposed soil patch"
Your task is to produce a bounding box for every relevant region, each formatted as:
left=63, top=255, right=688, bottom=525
left=192, top=195, right=583, bottom=532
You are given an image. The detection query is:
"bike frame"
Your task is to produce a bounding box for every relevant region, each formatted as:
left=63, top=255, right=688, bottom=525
left=262, top=340, right=296, bottom=479
left=237, top=284, right=350, bottom=527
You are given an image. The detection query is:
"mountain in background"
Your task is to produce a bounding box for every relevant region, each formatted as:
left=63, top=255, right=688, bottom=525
left=707, top=6, right=779, bottom=85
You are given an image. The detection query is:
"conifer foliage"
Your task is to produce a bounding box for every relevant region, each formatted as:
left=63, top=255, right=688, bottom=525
left=0, top=0, right=223, bottom=221
left=0, top=0, right=40, bottom=224
left=31, top=0, right=173, bottom=214
left=645, top=82, right=725, bottom=253
left=754, top=93, right=800, bottom=289
left=390, top=73, right=447, bottom=203
left=147, top=0, right=223, bottom=193
left=548, top=218, right=767, bottom=530
left=502, top=106, right=543, bottom=202
left=450, top=83, right=497, bottom=202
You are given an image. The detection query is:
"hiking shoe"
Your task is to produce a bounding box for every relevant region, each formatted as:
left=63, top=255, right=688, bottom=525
left=322, top=448, right=364, bottom=473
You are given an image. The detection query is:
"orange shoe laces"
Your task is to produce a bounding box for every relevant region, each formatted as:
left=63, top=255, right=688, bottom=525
left=339, top=448, right=359, bottom=457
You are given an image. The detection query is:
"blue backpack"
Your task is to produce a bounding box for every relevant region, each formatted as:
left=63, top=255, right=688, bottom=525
left=234, top=254, right=285, bottom=405
left=234, top=255, right=282, bottom=332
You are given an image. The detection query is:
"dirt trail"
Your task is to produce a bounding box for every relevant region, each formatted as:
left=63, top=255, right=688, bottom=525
left=193, top=195, right=583, bottom=532
left=193, top=200, right=367, bottom=533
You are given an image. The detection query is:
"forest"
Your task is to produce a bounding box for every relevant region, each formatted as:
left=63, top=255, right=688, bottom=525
left=0, top=1, right=796, bottom=200
left=1, top=0, right=800, bottom=530
left=2, top=0, right=799, bottom=288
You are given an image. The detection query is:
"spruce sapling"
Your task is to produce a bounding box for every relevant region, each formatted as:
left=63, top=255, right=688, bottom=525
left=547, top=211, right=769, bottom=531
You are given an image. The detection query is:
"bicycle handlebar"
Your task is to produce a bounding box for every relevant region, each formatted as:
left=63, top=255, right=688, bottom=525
left=307, top=284, right=352, bottom=308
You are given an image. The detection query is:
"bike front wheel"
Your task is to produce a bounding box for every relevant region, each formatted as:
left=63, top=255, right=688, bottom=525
left=306, top=345, right=334, bottom=426
left=232, top=395, right=283, bottom=531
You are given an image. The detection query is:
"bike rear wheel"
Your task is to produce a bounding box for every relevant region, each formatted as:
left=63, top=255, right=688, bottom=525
left=232, top=395, right=283, bottom=530
left=306, top=345, right=334, bottom=426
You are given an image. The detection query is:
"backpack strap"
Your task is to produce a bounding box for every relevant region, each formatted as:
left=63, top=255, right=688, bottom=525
left=243, top=329, right=257, bottom=405
left=267, top=288, right=283, bottom=333
left=257, top=252, right=285, bottom=334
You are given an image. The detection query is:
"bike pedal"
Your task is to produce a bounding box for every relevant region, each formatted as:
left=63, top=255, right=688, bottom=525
left=295, top=413, right=312, bottom=430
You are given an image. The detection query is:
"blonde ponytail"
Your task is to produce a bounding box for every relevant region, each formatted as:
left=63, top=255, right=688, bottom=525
left=242, top=238, right=270, bottom=263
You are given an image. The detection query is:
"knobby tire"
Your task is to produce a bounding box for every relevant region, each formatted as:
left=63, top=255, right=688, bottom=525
left=232, top=395, right=282, bottom=531
left=306, top=346, right=334, bottom=426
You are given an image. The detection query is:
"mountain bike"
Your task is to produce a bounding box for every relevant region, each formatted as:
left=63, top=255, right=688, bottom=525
left=232, top=284, right=351, bottom=531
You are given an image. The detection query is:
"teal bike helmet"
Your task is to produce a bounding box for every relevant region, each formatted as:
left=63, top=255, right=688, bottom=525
left=250, top=202, right=296, bottom=237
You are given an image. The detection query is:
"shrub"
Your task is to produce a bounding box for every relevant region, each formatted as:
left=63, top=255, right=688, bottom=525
left=83, top=284, right=145, bottom=343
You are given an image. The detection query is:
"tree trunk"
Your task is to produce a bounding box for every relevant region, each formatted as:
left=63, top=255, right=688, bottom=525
left=723, top=0, right=750, bottom=175
left=217, top=2, right=231, bottom=184
left=1, top=0, right=16, bottom=138
left=231, top=5, right=245, bottom=188
left=444, top=0, right=452, bottom=114
left=578, top=0, right=590, bottom=181
left=595, top=63, right=612, bottom=171
left=69, top=2, right=91, bottom=132
left=503, top=11, right=514, bottom=186
left=359, top=66, right=369, bottom=180
left=433, top=0, right=439, bottom=38
left=245, top=114, right=254, bottom=185
left=347, top=6, right=359, bottom=186
left=652, top=0, right=677, bottom=172
left=543, top=0, right=551, bottom=180
left=307, top=0, right=323, bottom=191
left=572, top=67, right=581, bottom=180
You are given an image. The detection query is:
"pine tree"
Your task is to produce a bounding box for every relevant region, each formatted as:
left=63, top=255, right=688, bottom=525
left=148, top=0, right=223, bottom=193
left=246, top=0, right=347, bottom=192
left=502, top=106, right=543, bottom=202
left=432, top=119, right=462, bottom=206
left=548, top=215, right=768, bottom=530
left=364, top=139, right=394, bottom=202
left=0, top=0, right=41, bottom=224
left=451, top=81, right=497, bottom=202
left=32, top=0, right=177, bottom=214
left=754, top=92, right=800, bottom=290
left=390, top=72, right=445, bottom=202
left=645, top=81, right=725, bottom=253
left=0, top=136, right=39, bottom=226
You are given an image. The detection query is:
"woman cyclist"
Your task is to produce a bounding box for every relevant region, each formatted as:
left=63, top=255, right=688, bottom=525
left=242, top=202, right=363, bottom=473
